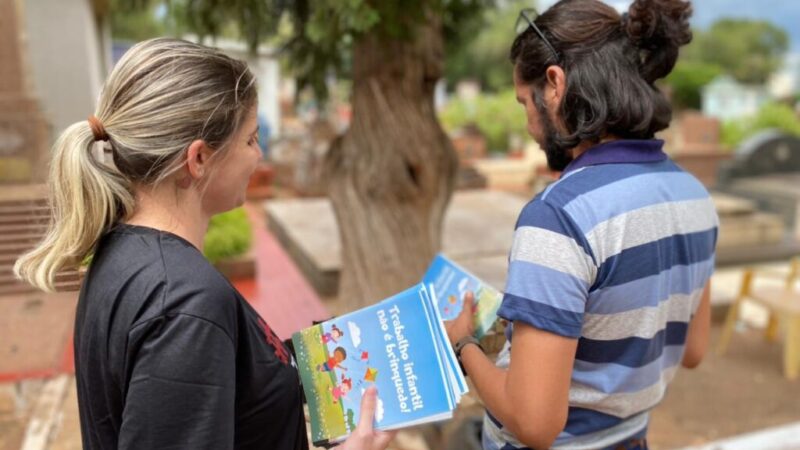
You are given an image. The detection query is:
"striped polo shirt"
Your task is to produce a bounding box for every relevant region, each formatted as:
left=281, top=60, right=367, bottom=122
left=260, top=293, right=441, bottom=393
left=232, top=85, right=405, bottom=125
left=483, top=139, right=718, bottom=450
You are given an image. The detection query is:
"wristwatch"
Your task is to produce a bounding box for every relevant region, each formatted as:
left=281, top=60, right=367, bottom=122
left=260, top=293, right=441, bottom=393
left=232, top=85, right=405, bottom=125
left=453, top=336, right=484, bottom=375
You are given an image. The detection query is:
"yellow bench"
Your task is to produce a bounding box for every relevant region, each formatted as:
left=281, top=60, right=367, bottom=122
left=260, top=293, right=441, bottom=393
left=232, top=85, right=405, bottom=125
left=717, top=257, right=800, bottom=380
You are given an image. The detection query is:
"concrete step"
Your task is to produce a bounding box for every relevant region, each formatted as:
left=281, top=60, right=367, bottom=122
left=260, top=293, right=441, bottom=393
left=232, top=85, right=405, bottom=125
left=680, top=421, right=800, bottom=450
left=0, top=198, right=48, bottom=209
left=0, top=232, right=42, bottom=245
left=0, top=184, right=47, bottom=204
left=0, top=257, right=85, bottom=275
left=0, top=279, right=81, bottom=296
left=0, top=226, right=48, bottom=253
left=0, top=252, right=22, bottom=265
left=0, top=204, right=49, bottom=216
left=0, top=271, right=80, bottom=286
left=0, top=241, right=38, bottom=256
left=0, top=224, right=48, bottom=235
left=0, top=215, right=49, bottom=227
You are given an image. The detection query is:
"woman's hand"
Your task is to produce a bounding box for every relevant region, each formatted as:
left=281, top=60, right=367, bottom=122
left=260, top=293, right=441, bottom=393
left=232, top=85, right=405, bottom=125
left=336, top=387, right=396, bottom=450
left=444, top=291, right=476, bottom=346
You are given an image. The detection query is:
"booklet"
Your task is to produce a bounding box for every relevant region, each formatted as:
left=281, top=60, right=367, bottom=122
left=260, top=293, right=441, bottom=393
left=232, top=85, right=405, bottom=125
left=422, top=253, right=503, bottom=338
left=292, top=284, right=467, bottom=447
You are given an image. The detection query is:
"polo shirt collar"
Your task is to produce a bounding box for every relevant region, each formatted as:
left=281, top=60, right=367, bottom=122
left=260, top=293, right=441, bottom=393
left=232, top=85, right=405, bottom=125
left=563, top=139, right=667, bottom=174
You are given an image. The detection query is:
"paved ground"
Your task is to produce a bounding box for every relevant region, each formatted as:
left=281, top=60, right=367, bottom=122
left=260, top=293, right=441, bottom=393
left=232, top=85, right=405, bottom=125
left=3, top=319, right=798, bottom=450
left=0, top=293, right=75, bottom=382
left=648, top=326, right=800, bottom=449
left=1, top=221, right=798, bottom=449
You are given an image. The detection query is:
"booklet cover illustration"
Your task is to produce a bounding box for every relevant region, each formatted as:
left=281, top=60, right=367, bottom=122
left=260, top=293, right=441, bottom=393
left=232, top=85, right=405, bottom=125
left=292, top=284, right=465, bottom=446
left=422, top=253, right=503, bottom=337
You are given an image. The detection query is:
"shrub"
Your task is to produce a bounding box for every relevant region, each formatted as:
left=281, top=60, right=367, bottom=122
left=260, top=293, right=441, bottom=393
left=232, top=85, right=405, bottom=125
left=204, top=207, right=253, bottom=264
left=439, top=89, right=529, bottom=153
left=722, top=102, right=800, bottom=149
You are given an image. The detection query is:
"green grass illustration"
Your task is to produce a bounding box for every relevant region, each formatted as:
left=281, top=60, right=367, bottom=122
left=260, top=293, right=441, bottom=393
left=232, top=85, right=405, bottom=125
left=295, top=325, right=348, bottom=442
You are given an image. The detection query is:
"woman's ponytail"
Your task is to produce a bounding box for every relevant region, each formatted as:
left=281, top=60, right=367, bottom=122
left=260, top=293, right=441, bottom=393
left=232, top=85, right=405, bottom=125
left=14, top=121, right=133, bottom=292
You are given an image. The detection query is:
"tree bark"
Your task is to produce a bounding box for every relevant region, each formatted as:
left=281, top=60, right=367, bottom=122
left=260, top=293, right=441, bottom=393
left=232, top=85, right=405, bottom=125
left=323, top=11, right=459, bottom=309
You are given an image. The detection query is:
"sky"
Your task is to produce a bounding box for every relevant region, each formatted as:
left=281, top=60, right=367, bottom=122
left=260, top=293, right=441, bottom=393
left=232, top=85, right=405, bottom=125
left=538, top=0, right=800, bottom=50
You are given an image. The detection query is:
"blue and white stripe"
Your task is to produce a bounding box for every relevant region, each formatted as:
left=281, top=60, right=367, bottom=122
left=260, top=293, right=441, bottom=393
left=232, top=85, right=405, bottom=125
left=484, top=148, right=718, bottom=450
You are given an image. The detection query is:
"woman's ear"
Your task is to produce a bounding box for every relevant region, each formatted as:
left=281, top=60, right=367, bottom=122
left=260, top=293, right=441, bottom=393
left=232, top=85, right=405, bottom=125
left=185, top=139, right=214, bottom=180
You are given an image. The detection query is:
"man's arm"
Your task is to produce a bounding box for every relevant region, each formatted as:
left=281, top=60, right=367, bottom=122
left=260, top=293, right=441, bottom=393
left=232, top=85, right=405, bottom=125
left=448, top=297, right=576, bottom=450
left=460, top=322, right=576, bottom=449
left=446, top=199, right=590, bottom=449
left=682, top=281, right=711, bottom=368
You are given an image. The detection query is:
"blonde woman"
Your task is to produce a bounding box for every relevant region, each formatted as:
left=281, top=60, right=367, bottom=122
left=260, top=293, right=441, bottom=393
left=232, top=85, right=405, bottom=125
left=15, top=38, right=393, bottom=450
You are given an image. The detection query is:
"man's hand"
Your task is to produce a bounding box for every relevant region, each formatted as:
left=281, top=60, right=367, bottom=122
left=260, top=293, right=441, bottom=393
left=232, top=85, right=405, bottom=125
left=444, top=292, right=476, bottom=346
left=336, top=387, right=396, bottom=450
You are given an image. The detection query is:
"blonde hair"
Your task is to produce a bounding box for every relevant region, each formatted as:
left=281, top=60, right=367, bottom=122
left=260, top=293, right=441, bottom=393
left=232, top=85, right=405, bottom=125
left=15, top=38, right=257, bottom=292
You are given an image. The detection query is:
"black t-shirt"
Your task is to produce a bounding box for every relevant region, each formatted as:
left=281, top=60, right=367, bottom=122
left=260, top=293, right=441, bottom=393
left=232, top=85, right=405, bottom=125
left=74, top=224, right=309, bottom=449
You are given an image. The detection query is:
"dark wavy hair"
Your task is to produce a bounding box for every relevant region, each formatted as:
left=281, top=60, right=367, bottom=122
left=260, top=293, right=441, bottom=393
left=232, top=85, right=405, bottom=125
left=510, top=0, right=692, bottom=167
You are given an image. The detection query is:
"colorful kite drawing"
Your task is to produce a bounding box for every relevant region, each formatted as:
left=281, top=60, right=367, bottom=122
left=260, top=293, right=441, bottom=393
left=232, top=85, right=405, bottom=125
left=363, top=367, right=378, bottom=382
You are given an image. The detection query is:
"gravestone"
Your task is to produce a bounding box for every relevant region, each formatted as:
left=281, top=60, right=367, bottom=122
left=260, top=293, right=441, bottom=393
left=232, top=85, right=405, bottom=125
left=715, top=131, right=800, bottom=261
left=0, top=0, right=50, bottom=183
left=712, top=192, right=785, bottom=252
left=451, top=125, right=487, bottom=164
left=679, top=112, right=721, bottom=154
left=718, top=131, right=800, bottom=184
left=265, top=190, right=526, bottom=296
left=667, top=112, right=732, bottom=187
left=721, top=174, right=800, bottom=244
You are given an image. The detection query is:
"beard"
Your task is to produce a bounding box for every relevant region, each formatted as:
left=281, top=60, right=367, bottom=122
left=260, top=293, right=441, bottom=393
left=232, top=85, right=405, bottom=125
left=534, top=88, right=574, bottom=172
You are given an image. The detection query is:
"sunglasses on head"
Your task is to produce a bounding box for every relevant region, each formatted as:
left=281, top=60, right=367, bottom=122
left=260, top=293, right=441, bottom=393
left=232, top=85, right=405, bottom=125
left=515, top=8, right=561, bottom=62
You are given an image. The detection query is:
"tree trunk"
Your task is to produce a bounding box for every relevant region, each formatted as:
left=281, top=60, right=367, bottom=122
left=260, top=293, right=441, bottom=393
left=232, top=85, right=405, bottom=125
left=323, top=12, right=459, bottom=309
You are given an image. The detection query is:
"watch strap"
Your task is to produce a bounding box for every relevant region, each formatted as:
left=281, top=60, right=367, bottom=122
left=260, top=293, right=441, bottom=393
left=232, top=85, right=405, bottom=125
left=454, top=336, right=483, bottom=375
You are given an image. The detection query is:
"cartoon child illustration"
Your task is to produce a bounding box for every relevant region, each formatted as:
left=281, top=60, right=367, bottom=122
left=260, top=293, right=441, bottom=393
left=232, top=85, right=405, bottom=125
left=317, top=346, right=348, bottom=372
left=321, top=324, right=344, bottom=344
left=330, top=376, right=353, bottom=404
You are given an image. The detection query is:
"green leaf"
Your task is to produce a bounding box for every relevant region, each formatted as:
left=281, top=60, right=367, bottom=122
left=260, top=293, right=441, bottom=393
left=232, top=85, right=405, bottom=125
left=112, top=0, right=491, bottom=102
left=680, top=19, right=789, bottom=85
left=721, top=102, right=800, bottom=149
left=439, top=89, right=529, bottom=153
left=203, top=207, right=252, bottom=264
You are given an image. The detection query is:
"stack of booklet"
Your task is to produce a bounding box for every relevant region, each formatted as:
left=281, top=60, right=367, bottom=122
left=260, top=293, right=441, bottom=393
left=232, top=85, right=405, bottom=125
left=292, top=254, right=503, bottom=447
left=422, top=254, right=504, bottom=339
